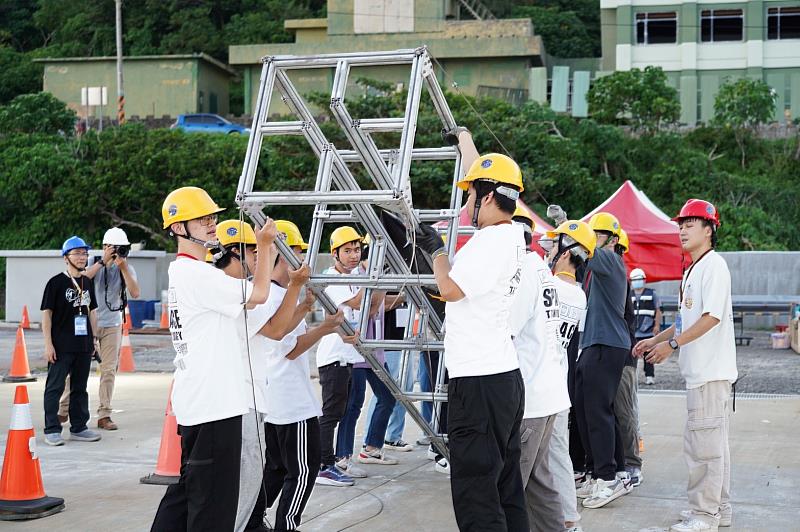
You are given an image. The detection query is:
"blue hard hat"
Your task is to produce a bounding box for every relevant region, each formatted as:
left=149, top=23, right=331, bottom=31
left=61, top=236, right=91, bottom=256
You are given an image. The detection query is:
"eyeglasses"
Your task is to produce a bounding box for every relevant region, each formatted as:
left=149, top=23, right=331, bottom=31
left=196, top=214, right=218, bottom=227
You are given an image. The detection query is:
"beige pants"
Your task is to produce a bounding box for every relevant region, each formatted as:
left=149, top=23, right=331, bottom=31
left=685, top=380, right=732, bottom=524
left=59, top=325, right=122, bottom=420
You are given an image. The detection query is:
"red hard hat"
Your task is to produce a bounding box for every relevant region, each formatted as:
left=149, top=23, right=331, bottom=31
left=673, top=199, right=720, bottom=227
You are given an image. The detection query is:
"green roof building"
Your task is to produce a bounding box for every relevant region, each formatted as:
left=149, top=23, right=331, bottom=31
left=228, top=0, right=544, bottom=115
left=36, top=54, right=237, bottom=120
left=600, top=0, right=800, bottom=124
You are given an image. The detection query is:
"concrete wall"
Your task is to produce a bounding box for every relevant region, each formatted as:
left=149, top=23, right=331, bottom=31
left=0, top=251, right=167, bottom=324
left=650, top=251, right=800, bottom=328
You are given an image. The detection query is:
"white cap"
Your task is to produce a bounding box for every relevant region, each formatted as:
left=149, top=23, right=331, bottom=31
left=629, top=268, right=646, bottom=280
left=103, top=227, right=130, bottom=246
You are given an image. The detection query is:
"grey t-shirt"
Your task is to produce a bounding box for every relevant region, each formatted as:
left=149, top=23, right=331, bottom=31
left=579, top=248, right=631, bottom=350
left=95, top=262, right=137, bottom=327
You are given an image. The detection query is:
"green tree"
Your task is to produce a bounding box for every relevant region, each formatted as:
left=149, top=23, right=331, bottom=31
left=713, top=78, right=776, bottom=168
left=587, top=67, right=680, bottom=134
left=0, top=92, right=75, bottom=135
left=0, top=47, right=42, bottom=104
left=511, top=6, right=595, bottom=58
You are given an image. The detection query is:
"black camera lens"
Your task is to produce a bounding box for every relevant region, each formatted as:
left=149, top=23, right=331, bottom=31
left=115, top=245, right=130, bottom=258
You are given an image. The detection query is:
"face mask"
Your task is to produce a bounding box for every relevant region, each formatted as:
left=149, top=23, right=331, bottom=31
left=631, top=279, right=645, bottom=290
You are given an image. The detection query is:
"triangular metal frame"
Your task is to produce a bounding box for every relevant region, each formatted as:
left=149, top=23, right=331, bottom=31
left=235, top=48, right=464, bottom=458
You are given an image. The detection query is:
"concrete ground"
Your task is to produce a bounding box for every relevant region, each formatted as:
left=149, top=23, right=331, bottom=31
left=0, top=374, right=798, bottom=531
left=1, top=327, right=799, bottom=530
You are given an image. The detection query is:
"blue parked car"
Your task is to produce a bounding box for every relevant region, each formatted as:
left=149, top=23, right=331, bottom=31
left=171, top=114, right=250, bottom=135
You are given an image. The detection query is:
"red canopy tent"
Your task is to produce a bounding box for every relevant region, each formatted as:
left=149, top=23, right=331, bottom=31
left=582, top=180, right=684, bottom=281
left=434, top=200, right=553, bottom=257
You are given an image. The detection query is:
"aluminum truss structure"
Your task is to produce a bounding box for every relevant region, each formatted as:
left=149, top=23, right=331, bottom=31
left=236, top=48, right=465, bottom=459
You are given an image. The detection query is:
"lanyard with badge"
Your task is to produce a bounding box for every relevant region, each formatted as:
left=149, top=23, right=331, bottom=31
left=65, top=272, right=89, bottom=336
left=676, top=249, right=712, bottom=335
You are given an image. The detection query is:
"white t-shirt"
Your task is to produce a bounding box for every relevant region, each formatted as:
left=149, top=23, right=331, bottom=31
left=677, top=251, right=738, bottom=389
left=258, top=284, right=323, bottom=425
left=236, top=285, right=284, bottom=415
left=553, top=276, right=587, bottom=368
left=168, top=258, right=252, bottom=426
left=509, top=253, right=570, bottom=418
left=445, top=223, right=525, bottom=378
left=316, top=266, right=364, bottom=367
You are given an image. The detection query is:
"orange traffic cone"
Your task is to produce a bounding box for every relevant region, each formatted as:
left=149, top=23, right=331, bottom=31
left=140, top=382, right=181, bottom=485
left=2, top=328, right=36, bottom=383
left=118, top=327, right=135, bottom=373
left=19, top=307, right=30, bottom=330
left=159, top=303, right=169, bottom=330
left=0, top=386, right=65, bottom=520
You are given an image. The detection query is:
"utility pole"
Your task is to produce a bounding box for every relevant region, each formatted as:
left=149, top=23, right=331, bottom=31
left=115, top=0, right=125, bottom=125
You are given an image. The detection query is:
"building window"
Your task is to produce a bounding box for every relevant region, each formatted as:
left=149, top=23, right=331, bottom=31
left=768, top=6, right=800, bottom=40
left=701, top=9, right=744, bottom=42
left=636, top=12, right=678, bottom=44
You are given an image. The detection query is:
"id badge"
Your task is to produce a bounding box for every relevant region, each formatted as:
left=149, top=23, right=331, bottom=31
left=74, top=315, right=88, bottom=336
left=675, top=314, right=683, bottom=336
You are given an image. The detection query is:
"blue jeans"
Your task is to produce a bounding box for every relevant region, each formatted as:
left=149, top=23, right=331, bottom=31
left=365, top=351, right=413, bottom=443
left=335, top=367, right=397, bottom=458
left=418, top=352, right=434, bottom=423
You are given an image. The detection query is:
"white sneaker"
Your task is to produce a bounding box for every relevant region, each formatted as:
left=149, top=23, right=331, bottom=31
left=357, top=447, right=398, bottom=465
left=616, top=471, right=634, bottom=494
left=575, top=476, right=596, bottom=499
left=582, top=479, right=627, bottom=509
left=680, top=508, right=731, bottom=527
left=434, top=456, right=450, bottom=475
left=566, top=527, right=584, bottom=532
left=383, top=439, right=414, bottom=452
left=426, top=445, right=438, bottom=461
left=646, top=376, right=655, bottom=385
left=336, top=457, right=367, bottom=478
left=670, top=517, right=718, bottom=531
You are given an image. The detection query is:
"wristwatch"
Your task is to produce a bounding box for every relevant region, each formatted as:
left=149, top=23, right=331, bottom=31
left=668, top=338, right=680, bottom=351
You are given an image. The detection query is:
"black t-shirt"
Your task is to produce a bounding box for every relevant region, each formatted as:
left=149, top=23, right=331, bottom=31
left=41, top=272, right=98, bottom=354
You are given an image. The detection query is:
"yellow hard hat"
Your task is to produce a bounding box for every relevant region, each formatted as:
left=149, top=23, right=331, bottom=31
left=512, top=206, right=534, bottom=227
left=588, top=212, right=622, bottom=237
left=547, top=220, right=597, bottom=258
left=162, top=187, right=225, bottom=229
left=618, top=228, right=630, bottom=253
left=457, top=153, right=524, bottom=193
left=216, top=219, right=257, bottom=247
left=330, top=226, right=362, bottom=253
left=275, top=220, right=308, bottom=250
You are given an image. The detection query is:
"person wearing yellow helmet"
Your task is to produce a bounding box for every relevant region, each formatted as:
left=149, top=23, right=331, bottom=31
left=315, top=226, right=391, bottom=487
left=588, top=212, right=622, bottom=250
left=512, top=205, right=536, bottom=248
left=414, top=145, right=529, bottom=529
left=617, top=229, right=630, bottom=255
left=508, top=214, right=576, bottom=531
left=152, top=188, right=278, bottom=531
left=556, top=210, right=632, bottom=510
left=539, top=220, right=594, bottom=530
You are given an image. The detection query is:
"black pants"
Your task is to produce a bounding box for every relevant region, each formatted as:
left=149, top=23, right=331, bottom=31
left=43, top=351, right=91, bottom=434
left=566, top=332, right=587, bottom=473
left=247, top=418, right=321, bottom=531
left=151, top=416, right=243, bottom=532
left=638, top=336, right=656, bottom=377
left=318, top=362, right=351, bottom=467
left=448, top=369, right=528, bottom=532
left=573, top=344, right=628, bottom=481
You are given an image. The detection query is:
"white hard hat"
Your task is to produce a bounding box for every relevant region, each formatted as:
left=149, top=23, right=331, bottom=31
left=103, top=227, right=130, bottom=246
left=629, top=268, right=646, bottom=280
